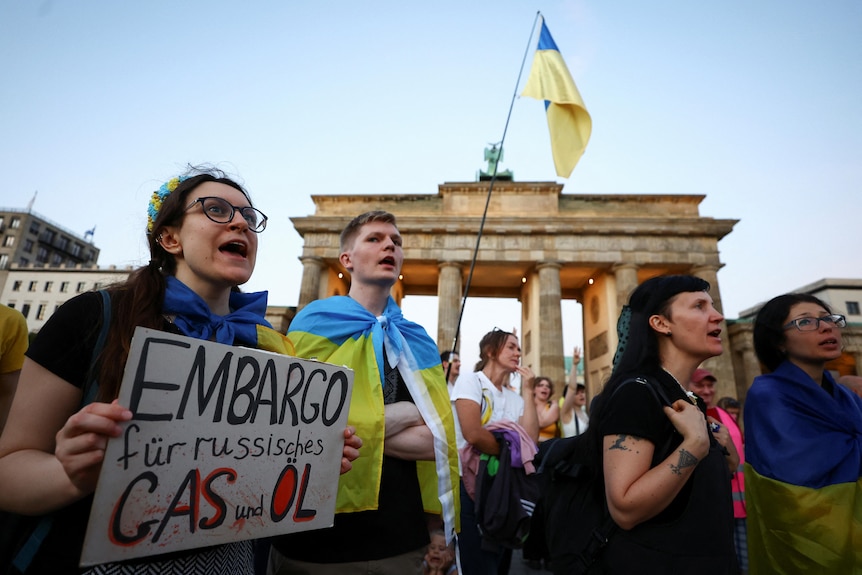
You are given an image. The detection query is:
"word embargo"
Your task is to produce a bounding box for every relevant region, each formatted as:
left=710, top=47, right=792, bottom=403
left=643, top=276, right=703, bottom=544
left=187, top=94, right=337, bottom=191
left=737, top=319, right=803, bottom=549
left=128, top=335, right=349, bottom=427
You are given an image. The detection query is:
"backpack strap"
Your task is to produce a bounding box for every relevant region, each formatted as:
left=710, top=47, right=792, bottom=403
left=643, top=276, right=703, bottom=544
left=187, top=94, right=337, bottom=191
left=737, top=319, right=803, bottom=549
left=576, top=512, right=618, bottom=571
left=625, top=375, right=673, bottom=407
left=623, top=375, right=678, bottom=461
left=12, top=290, right=111, bottom=573
left=82, top=289, right=111, bottom=405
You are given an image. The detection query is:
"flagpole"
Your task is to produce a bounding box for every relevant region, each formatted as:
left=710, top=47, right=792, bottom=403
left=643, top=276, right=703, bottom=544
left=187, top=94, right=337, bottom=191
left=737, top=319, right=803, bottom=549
left=446, top=11, right=542, bottom=367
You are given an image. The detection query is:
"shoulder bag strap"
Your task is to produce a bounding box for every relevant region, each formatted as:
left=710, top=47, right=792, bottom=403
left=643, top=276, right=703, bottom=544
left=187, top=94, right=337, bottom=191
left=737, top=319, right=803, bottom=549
left=81, top=289, right=111, bottom=404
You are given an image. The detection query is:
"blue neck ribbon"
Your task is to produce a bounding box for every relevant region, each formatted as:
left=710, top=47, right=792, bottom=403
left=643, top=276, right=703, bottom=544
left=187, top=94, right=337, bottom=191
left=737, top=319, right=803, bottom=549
left=162, top=275, right=271, bottom=346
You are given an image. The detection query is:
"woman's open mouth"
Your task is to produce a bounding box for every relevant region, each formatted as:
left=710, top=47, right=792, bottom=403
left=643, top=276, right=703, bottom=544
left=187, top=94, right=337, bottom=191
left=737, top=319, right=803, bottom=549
left=220, top=241, right=248, bottom=258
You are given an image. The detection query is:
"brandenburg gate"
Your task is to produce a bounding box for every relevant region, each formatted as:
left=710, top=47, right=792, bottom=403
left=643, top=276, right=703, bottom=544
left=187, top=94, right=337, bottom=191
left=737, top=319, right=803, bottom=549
left=290, top=180, right=738, bottom=400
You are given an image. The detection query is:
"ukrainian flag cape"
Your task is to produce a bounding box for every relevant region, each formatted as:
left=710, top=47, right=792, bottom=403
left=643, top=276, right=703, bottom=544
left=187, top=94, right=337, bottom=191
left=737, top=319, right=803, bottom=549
left=744, top=361, right=862, bottom=574
left=286, top=296, right=459, bottom=539
left=255, top=324, right=295, bottom=355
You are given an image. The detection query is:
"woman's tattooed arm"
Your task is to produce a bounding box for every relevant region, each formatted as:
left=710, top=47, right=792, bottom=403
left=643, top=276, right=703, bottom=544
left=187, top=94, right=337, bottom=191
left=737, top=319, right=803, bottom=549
left=668, top=449, right=699, bottom=475
left=608, top=434, right=645, bottom=454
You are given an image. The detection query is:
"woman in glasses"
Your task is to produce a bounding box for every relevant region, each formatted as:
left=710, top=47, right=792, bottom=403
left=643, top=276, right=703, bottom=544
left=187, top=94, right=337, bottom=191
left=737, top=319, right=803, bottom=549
left=0, top=167, right=359, bottom=574
left=745, top=294, right=862, bottom=574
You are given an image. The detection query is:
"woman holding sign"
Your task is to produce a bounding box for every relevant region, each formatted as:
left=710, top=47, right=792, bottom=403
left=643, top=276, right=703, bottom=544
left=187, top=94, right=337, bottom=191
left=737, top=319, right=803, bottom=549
left=0, top=167, right=360, bottom=574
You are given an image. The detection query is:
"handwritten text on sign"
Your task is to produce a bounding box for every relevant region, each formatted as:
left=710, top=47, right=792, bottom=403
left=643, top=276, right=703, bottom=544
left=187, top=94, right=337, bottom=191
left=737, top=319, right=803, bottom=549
left=81, top=327, right=353, bottom=566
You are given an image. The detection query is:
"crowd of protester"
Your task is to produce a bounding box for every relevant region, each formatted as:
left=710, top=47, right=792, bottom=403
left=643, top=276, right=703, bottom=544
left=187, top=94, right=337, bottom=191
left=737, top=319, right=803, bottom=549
left=0, top=170, right=858, bottom=574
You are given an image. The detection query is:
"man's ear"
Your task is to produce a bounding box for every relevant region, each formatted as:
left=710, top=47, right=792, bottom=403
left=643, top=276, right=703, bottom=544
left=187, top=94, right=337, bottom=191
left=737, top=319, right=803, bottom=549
left=649, top=314, right=671, bottom=335
left=339, top=251, right=353, bottom=272
left=157, top=226, right=183, bottom=256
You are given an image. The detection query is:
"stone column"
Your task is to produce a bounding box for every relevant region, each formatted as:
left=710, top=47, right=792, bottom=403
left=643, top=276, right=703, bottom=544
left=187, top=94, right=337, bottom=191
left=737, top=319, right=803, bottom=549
left=612, top=263, right=639, bottom=312
left=297, top=256, right=326, bottom=311
left=739, top=343, right=762, bottom=400
left=537, top=262, right=565, bottom=387
left=437, top=261, right=462, bottom=353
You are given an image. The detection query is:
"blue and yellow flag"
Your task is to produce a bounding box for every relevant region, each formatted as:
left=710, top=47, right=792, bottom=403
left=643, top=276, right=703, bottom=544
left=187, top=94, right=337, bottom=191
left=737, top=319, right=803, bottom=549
left=744, top=361, right=862, bottom=573
left=522, top=19, right=591, bottom=178
left=287, top=296, right=460, bottom=539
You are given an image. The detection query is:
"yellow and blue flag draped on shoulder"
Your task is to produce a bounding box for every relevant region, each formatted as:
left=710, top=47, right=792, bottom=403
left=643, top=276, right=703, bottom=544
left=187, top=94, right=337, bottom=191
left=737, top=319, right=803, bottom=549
left=522, top=19, right=591, bottom=178
left=255, top=324, right=295, bottom=355
left=743, top=361, right=862, bottom=574
left=286, top=296, right=460, bottom=540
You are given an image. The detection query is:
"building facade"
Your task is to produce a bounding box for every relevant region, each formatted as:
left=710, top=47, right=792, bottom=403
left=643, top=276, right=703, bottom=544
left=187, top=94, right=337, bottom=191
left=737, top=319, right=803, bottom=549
left=1, top=264, right=130, bottom=332
left=0, top=208, right=99, bottom=271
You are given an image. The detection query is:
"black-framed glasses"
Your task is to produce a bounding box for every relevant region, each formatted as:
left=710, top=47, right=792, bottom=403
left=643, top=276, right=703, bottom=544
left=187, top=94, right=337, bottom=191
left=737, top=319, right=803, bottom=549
left=185, top=196, right=268, bottom=233
left=783, top=314, right=846, bottom=332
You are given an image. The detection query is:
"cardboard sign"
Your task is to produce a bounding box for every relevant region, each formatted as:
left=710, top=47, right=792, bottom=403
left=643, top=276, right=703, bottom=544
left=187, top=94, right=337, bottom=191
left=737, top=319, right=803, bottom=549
left=81, top=327, right=353, bottom=567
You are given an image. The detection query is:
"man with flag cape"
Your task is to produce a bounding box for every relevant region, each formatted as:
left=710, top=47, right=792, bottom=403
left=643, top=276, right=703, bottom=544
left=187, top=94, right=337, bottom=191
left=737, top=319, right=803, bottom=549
left=269, top=211, right=459, bottom=574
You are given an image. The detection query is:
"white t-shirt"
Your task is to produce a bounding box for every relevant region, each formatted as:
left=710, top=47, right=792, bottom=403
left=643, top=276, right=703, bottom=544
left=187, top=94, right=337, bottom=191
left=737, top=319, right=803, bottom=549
left=451, top=370, right=525, bottom=450
left=561, top=406, right=590, bottom=438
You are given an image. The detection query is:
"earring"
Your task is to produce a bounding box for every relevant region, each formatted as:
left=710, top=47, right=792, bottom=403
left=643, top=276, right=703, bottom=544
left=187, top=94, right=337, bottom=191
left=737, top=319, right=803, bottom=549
left=156, top=233, right=164, bottom=245
left=666, top=331, right=672, bottom=337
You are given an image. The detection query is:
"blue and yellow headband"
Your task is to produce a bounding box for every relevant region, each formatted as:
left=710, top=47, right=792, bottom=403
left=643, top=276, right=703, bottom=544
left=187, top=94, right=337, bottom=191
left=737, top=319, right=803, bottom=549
left=147, top=175, right=190, bottom=233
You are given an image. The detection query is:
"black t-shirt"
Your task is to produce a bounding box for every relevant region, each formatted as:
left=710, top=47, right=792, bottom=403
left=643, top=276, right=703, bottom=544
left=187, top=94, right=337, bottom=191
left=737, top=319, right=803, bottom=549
left=598, top=372, right=690, bottom=521
left=27, top=291, right=107, bottom=388
left=597, top=370, right=737, bottom=572
left=272, top=350, right=429, bottom=563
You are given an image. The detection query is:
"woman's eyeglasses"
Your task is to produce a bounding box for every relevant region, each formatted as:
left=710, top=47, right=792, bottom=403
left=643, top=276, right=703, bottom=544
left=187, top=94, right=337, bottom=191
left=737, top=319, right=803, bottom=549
left=783, top=314, right=846, bottom=332
left=185, top=196, right=268, bottom=233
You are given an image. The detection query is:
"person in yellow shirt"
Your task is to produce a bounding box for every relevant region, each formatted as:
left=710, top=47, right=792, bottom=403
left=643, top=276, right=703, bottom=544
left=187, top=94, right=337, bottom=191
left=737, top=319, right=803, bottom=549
left=0, top=304, right=28, bottom=433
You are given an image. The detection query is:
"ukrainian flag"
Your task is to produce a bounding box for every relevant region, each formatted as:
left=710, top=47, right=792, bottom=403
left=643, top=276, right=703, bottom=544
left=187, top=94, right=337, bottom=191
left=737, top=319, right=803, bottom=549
left=287, top=296, right=460, bottom=538
left=522, top=19, right=591, bottom=178
left=745, top=466, right=862, bottom=573
left=744, top=362, right=862, bottom=573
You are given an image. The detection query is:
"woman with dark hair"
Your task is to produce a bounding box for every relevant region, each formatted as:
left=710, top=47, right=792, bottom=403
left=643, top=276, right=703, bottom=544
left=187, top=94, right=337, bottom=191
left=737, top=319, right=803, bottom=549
left=565, top=274, right=736, bottom=574
left=745, top=293, right=862, bottom=574
left=0, top=168, right=360, bottom=574
left=452, top=329, right=538, bottom=574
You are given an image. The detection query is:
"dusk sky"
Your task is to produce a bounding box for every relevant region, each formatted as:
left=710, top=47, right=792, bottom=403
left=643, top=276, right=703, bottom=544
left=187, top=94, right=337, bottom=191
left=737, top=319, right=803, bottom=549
left=2, top=1, right=860, bottom=369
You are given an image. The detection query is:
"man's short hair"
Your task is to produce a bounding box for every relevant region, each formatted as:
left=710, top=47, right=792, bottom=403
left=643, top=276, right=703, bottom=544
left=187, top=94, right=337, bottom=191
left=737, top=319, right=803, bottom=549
left=340, top=210, right=398, bottom=252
